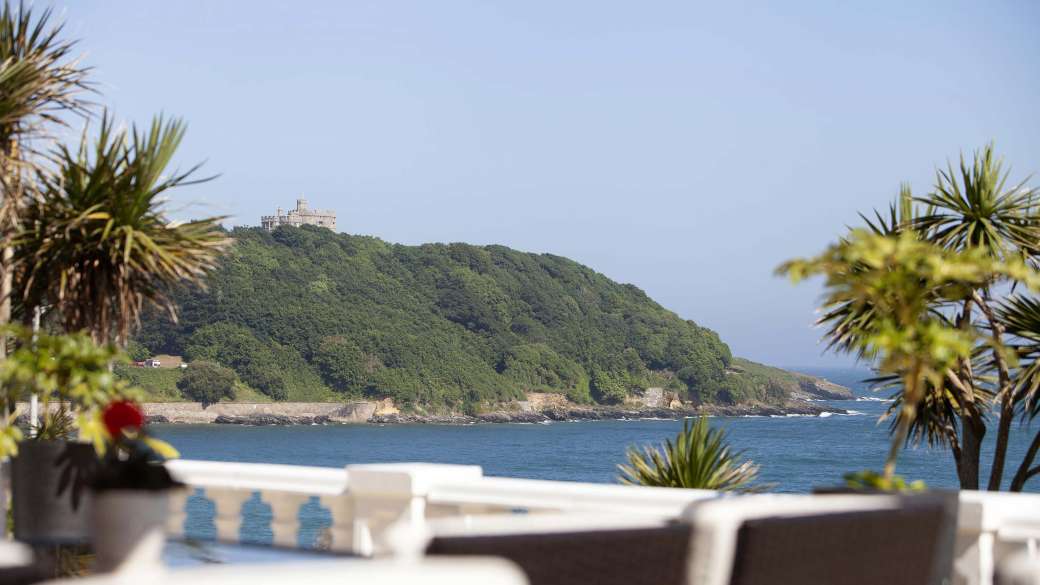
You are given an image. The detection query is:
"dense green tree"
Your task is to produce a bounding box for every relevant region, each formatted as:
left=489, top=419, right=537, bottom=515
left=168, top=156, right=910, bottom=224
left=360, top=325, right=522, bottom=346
left=126, top=340, right=150, bottom=362
left=177, top=360, right=237, bottom=405
left=133, top=225, right=811, bottom=409
left=591, top=370, right=628, bottom=405
left=313, top=336, right=367, bottom=395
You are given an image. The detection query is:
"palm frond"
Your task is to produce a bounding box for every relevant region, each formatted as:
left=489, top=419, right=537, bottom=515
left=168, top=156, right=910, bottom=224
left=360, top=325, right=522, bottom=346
left=15, top=112, right=230, bottom=345
left=618, top=416, right=765, bottom=492
left=0, top=0, right=92, bottom=165
left=914, top=144, right=1040, bottom=261
left=996, top=295, right=1040, bottom=419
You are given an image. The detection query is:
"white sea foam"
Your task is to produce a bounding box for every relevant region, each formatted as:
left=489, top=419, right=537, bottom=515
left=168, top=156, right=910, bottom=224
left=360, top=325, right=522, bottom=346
left=856, top=396, right=893, bottom=402
left=818, top=411, right=834, bottom=418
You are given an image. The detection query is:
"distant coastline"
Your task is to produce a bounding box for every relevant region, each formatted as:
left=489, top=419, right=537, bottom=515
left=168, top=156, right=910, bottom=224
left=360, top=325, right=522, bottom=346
left=137, top=399, right=848, bottom=426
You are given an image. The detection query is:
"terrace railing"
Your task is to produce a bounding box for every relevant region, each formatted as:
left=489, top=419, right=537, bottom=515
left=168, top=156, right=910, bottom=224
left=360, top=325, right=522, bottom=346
left=164, top=460, right=712, bottom=556
left=164, top=459, right=1040, bottom=585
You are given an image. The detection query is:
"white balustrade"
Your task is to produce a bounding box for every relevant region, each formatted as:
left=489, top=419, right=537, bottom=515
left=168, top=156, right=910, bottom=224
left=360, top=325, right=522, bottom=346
left=953, top=490, right=1040, bottom=585
left=161, top=458, right=1040, bottom=585
left=165, top=460, right=349, bottom=548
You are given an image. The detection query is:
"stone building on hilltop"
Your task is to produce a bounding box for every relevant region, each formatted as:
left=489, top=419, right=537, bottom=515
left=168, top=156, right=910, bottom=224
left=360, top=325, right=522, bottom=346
left=261, top=198, right=336, bottom=231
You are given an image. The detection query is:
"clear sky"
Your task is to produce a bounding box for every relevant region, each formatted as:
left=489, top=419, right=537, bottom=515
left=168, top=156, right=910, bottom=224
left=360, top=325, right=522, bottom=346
left=61, top=2, right=1040, bottom=368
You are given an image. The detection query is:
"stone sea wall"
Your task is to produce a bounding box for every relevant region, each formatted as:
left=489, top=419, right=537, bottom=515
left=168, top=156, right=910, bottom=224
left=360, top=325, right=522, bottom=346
left=15, top=399, right=399, bottom=425
left=16, top=387, right=848, bottom=426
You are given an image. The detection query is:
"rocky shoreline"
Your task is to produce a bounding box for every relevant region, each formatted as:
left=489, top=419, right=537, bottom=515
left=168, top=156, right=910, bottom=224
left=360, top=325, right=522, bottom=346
left=143, top=401, right=847, bottom=426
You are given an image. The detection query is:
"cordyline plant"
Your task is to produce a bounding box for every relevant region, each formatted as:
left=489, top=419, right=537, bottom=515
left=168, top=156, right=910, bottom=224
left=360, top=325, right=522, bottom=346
left=618, top=416, right=765, bottom=492
left=779, top=145, right=1040, bottom=490
left=15, top=113, right=231, bottom=346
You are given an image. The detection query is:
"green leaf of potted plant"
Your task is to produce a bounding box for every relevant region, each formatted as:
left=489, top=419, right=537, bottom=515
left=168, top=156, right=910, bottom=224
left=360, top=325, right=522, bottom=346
left=0, top=327, right=131, bottom=544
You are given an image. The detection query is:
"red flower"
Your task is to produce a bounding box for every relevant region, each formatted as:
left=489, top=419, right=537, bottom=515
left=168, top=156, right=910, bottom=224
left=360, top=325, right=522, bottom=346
left=102, top=400, right=145, bottom=438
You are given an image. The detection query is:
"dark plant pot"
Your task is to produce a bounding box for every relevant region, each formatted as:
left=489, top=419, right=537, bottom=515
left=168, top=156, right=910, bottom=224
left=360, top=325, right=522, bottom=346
left=11, top=440, right=98, bottom=545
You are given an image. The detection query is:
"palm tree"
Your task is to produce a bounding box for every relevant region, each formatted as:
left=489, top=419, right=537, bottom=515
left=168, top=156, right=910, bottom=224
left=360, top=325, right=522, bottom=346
left=914, top=145, right=1040, bottom=490
left=0, top=1, right=90, bottom=355
left=618, top=417, right=763, bottom=491
left=16, top=113, right=231, bottom=346
left=782, top=145, right=1040, bottom=489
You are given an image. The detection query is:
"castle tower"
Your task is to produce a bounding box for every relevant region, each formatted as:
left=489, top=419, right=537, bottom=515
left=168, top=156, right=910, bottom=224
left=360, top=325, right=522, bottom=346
left=261, top=197, right=336, bottom=231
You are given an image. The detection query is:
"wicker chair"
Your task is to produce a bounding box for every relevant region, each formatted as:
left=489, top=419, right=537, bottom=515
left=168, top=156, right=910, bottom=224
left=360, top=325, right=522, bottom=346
left=428, top=523, right=694, bottom=585
left=682, top=493, right=958, bottom=585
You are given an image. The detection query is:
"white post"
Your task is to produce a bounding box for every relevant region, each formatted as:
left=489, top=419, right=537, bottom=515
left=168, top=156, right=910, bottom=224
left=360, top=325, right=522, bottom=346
left=28, top=394, right=37, bottom=436
left=345, top=463, right=483, bottom=557
left=29, top=305, right=41, bottom=433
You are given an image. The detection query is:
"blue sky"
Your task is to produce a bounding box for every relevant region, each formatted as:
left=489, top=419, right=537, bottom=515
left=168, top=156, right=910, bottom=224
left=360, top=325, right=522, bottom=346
left=62, top=2, right=1040, bottom=368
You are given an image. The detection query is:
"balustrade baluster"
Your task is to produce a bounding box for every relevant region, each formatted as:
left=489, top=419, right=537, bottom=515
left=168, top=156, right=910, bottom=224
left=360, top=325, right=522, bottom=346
left=207, top=488, right=253, bottom=542
left=262, top=491, right=310, bottom=548
left=165, top=487, right=192, bottom=537
left=319, top=493, right=356, bottom=554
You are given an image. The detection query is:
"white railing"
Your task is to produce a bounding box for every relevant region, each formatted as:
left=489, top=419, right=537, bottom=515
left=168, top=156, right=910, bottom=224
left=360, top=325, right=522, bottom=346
left=165, top=460, right=351, bottom=550
left=164, top=459, right=1040, bottom=585
left=164, top=460, right=712, bottom=556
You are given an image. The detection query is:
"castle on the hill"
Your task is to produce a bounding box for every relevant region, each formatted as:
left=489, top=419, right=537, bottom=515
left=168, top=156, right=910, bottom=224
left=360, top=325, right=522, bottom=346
left=261, top=198, right=336, bottom=231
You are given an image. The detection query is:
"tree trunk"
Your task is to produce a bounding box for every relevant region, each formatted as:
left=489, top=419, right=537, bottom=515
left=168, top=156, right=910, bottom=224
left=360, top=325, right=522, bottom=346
left=959, top=412, right=984, bottom=490
left=974, top=292, right=1014, bottom=491
left=0, top=144, right=15, bottom=541
left=1010, top=429, right=1040, bottom=492
left=955, top=297, right=983, bottom=490
left=988, top=393, right=1015, bottom=490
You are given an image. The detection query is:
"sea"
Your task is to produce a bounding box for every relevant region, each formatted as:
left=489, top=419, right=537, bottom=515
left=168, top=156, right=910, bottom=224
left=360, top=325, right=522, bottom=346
left=153, top=367, right=1039, bottom=548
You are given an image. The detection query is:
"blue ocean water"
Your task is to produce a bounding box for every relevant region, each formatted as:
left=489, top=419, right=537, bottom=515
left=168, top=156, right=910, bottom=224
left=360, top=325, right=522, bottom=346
left=155, top=367, right=1039, bottom=493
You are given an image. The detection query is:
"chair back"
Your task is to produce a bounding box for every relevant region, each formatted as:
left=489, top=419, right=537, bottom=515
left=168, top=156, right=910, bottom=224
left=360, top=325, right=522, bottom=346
left=428, top=524, right=693, bottom=585
left=682, top=493, right=957, bottom=585
left=728, top=505, right=947, bottom=585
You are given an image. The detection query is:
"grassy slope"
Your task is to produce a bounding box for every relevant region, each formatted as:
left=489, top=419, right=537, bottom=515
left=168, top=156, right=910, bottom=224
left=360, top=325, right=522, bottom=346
left=115, top=366, right=275, bottom=403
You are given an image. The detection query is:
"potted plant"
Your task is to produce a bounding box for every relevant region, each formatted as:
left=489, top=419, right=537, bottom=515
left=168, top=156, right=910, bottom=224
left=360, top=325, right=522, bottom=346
left=813, top=470, right=927, bottom=494
left=89, top=399, right=182, bottom=573
left=0, top=328, right=129, bottom=545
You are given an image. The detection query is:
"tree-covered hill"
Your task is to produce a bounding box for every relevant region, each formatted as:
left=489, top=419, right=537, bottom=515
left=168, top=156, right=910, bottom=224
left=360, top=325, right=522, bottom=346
left=134, top=226, right=841, bottom=409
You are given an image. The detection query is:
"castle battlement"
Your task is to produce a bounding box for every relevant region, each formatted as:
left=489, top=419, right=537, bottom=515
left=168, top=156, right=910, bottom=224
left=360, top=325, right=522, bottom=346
left=261, top=197, right=336, bottom=231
